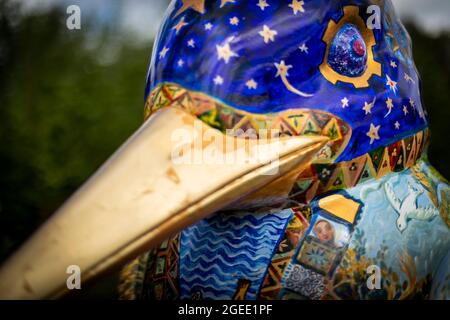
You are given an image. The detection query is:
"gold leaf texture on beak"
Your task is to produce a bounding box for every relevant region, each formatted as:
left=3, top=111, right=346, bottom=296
left=0, top=106, right=328, bottom=299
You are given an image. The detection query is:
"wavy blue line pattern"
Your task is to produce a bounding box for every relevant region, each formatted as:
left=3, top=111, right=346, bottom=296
left=179, top=209, right=293, bottom=300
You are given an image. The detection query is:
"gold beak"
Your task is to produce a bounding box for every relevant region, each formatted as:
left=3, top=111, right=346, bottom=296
left=0, top=107, right=327, bottom=299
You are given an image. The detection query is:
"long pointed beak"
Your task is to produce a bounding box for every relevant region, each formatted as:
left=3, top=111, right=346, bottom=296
left=0, top=107, right=327, bottom=299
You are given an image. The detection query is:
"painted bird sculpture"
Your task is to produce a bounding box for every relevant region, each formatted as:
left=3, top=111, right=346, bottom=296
left=0, top=0, right=449, bottom=300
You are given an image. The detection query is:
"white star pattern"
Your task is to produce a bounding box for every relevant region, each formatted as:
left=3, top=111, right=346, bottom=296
left=274, top=60, right=292, bottom=77
left=289, top=0, right=305, bottom=15
left=159, top=46, right=169, bottom=59
left=216, top=41, right=238, bottom=64
left=386, top=75, right=398, bottom=94
left=150, top=0, right=422, bottom=152
left=404, top=73, right=415, bottom=84
left=229, top=17, right=239, bottom=26
left=384, top=97, right=394, bottom=117
left=403, top=105, right=409, bottom=115
left=362, top=100, right=374, bottom=115
left=257, top=0, right=269, bottom=11
left=274, top=60, right=313, bottom=97
left=298, top=43, right=309, bottom=53
left=187, top=39, right=195, bottom=48
left=367, top=123, right=381, bottom=144
left=213, top=75, right=224, bottom=85
left=172, top=16, right=188, bottom=34
left=419, top=110, right=425, bottom=119
left=259, top=25, right=278, bottom=44
left=246, top=79, right=258, bottom=89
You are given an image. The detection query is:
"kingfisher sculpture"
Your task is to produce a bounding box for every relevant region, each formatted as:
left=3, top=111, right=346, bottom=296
left=0, top=0, right=449, bottom=300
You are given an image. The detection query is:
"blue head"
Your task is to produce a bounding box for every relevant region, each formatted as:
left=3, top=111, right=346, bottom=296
left=145, top=0, right=427, bottom=163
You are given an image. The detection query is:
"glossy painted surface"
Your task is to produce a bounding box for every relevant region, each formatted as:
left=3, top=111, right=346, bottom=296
left=118, top=0, right=450, bottom=300
left=146, top=0, right=427, bottom=161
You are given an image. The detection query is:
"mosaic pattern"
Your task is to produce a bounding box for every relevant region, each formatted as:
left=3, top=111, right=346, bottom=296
left=282, top=264, right=326, bottom=300
left=145, top=82, right=352, bottom=163
left=291, top=128, right=430, bottom=203
left=128, top=234, right=181, bottom=300
left=145, top=82, right=429, bottom=203
left=259, top=207, right=312, bottom=300
left=280, top=192, right=362, bottom=299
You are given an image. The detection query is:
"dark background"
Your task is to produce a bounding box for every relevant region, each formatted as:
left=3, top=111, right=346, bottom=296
left=0, top=0, right=449, bottom=297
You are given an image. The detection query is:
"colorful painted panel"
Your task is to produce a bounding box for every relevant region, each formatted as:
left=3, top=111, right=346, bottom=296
left=179, top=209, right=293, bottom=300
left=119, top=0, right=450, bottom=301
left=280, top=193, right=362, bottom=299
left=323, top=161, right=450, bottom=300
left=145, top=83, right=429, bottom=204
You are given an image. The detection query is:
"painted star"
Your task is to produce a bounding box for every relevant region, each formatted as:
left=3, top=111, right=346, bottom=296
left=259, top=25, right=278, bottom=43
left=403, top=105, right=409, bottom=115
left=177, top=59, right=184, bottom=67
left=275, top=60, right=292, bottom=77
left=409, top=97, right=416, bottom=109
left=367, top=123, right=381, bottom=144
left=213, top=75, right=224, bottom=85
left=187, top=38, right=195, bottom=48
left=419, top=111, right=425, bottom=119
left=404, top=73, right=415, bottom=84
left=229, top=17, right=239, bottom=26
left=289, top=0, right=305, bottom=15
left=257, top=0, right=270, bottom=10
left=172, top=16, right=188, bottom=34
left=395, top=121, right=400, bottom=129
left=159, top=46, right=169, bottom=59
left=384, top=97, right=394, bottom=117
left=204, top=22, right=213, bottom=31
left=246, top=79, right=258, bottom=90
left=390, top=60, right=398, bottom=68
left=362, top=101, right=374, bottom=115
left=341, top=97, right=349, bottom=108
left=386, top=75, right=398, bottom=94
left=298, top=43, right=309, bottom=53
left=216, top=41, right=238, bottom=64
left=220, top=0, right=235, bottom=8
left=174, top=0, right=206, bottom=17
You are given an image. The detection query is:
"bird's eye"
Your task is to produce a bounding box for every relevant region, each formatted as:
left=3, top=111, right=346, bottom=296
left=328, top=23, right=367, bottom=77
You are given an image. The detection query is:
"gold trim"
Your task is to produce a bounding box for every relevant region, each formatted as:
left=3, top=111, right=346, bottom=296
left=319, top=6, right=382, bottom=88
left=319, top=194, right=360, bottom=224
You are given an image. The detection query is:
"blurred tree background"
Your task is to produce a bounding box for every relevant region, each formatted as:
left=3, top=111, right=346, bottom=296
left=0, top=1, right=152, bottom=262
left=0, top=0, right=449, bottom=297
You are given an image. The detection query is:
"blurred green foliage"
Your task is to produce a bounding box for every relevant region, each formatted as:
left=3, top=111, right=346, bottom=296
left=0, top=1, right=449, bottom=268
left=0, top=2, right=149, bottom=262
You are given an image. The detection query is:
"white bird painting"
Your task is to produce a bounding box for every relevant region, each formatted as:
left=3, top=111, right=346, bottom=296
left=384, top=180, right=439, bottom=233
